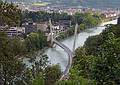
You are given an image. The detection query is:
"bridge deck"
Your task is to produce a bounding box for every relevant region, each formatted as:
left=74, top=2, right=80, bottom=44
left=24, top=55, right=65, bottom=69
left=53, top=39, right=73, bottom=80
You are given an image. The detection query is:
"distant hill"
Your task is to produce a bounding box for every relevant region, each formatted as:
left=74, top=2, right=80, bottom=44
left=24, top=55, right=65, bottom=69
left=3, top=0, right=120, bottom=9
left=2, top=0, right=34, bottom=3
left=42, top=0, right=120, bottom=8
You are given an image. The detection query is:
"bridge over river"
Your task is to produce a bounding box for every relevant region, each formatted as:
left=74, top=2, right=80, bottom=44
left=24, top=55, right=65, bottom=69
left=46, top=19, right=117, bottom=80
left=53, top=39, right=73, bottom=80
left=47, top=19, right=77, bottom=80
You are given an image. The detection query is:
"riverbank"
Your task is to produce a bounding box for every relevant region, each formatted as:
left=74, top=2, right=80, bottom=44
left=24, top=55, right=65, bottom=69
left=56, top=17, right=117, bottom=41
left=56, top=25, right=98, bottom=41
left=71, top=20, right=120, bottom=84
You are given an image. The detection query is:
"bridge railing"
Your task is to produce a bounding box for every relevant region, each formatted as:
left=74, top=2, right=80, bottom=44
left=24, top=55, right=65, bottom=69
left=53, top=39, right=73, bottom=80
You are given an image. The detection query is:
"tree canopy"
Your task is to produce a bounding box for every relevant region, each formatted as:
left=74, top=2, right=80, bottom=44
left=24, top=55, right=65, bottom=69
left=54, top=24, right=120, bottom=85
left=0, top=1, right=21, bottom=26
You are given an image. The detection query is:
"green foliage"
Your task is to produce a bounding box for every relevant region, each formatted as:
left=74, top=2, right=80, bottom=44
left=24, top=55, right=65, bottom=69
left=0, top=31, right=49, bottom=84
left=8, top=37, right=27, bottom=55
left=0, top=32, right=26, bottom=59
left=84, top=35, right=103, bottom=55
left=45, top=65, right=61, bottom=85
left=32, top=73, right=45, bottom=85
left=0, top=32, right=26, bottom=84
left=91, top=32, right=120, bottom=85
left=31, top=65, right=61, bottom=85
left=74, top=12, right=84, bottom=24
left=73, top=24, right=120, bottom=85
left=79, top=23, right=86, bottom=30
left=56, top=79, right=93, bottom=85
left=22, top=11, right=71, bottom=23
left=56, top=32, right=66, bottom=40
left=55, top=68, right=96, bottom=85
left=25, top=31, right=47, bottom=52
left=0, top=1, right=21, bottom=26
left=74, top=12, right=102, bottom=27
left=23, top=11, right=101, bottom=27
left=56, top=26, right=74, bottom=40
left=55, top=13, right=101, bottom=40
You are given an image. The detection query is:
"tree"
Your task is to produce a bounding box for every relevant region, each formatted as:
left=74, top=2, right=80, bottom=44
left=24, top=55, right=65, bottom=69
left=91, top=33, right=120, bottom=85
left=0, top=1, right=21, bottom=26
left=8, top=37, right=27, bottom=56
left=65, top=24, right=120, bottom=85
left=0, top=31, right=49, bottom=85
left=84, top=35, right=103, bottom=55
left=78, top=23, right=86, bottom=31
left=25, top=32, right=47, bottom=52
left=32, top=73, right=45, bottom=85
left=0, top=32, right=27, bottom=84
left=45, top=65, right=61, bottom=85
left=55, top=68, right=96, bottom=85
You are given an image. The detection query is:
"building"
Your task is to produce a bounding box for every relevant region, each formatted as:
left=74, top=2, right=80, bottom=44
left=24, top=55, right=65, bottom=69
left=22, top=21, right=37, bottom=34
left=36, top=20, right=69, bottom=36
left=117, top=17, right=120, bottom=24
left=101, top=12, right=117, bottom=18
left=1, top=27, right=25, bottom=37
left=37, top=22, right=49, bottom=32
left=58, top=20, right=71, bottom=28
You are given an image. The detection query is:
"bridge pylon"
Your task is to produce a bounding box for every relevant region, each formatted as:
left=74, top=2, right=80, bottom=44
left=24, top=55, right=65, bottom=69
left=49, top=19, right=54, bottom=47
left=73, top=23, right=78, bottom=55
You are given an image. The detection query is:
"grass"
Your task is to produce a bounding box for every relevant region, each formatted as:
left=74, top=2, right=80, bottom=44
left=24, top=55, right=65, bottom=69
left=32, top=2, right=49, bottom=6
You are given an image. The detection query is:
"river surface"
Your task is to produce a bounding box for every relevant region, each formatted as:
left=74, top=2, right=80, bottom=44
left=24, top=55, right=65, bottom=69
left=45, top=19, right=117, bottom=71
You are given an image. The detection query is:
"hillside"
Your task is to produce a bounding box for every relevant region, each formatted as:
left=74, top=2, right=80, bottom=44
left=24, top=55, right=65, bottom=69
left=3, top=0, right=120, bottom=8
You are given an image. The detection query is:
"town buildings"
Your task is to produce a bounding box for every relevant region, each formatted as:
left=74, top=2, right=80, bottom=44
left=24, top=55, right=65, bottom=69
left=36, top=19, right=71, bottom=35
left=101, top=12, right=117, bottom=18
left=0, top=26, right=25, bottom=37
left=0, top=21, right=37, bottom=37
left=0, top=19, right=71, bottom=38
left=22, top=21, right=37, bottom=34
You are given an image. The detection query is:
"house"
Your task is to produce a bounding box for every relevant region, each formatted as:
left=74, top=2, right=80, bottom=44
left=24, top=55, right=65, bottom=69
left=37, top=22, right=49, bottom=32
left=22, top=21, right=37, bottom=34
left=101, top=12, right=117, bottom=18
left=0, top=27, right=25, bottom=37
left=117, top=17, right=120, bottom=24
left=58, top=20, right=71, bottom=28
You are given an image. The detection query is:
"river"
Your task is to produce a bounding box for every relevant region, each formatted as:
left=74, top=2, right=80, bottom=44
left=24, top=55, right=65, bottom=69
left=45, top=19, right=117, bottom=71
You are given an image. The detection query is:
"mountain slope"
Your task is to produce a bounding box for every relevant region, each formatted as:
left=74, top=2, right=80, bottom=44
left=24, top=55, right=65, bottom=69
left=3, top=0, right=120, bottom=8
